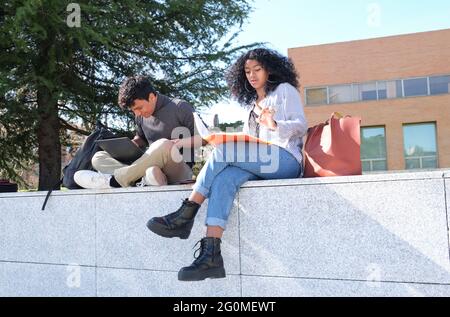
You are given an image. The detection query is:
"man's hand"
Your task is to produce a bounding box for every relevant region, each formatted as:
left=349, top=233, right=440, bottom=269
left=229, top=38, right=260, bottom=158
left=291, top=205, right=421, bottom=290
left=132, top=135, right=147, bottom=148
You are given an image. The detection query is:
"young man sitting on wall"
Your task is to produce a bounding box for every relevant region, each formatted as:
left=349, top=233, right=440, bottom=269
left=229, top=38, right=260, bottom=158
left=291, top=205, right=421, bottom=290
left=74, top=75, right=205, bottom=189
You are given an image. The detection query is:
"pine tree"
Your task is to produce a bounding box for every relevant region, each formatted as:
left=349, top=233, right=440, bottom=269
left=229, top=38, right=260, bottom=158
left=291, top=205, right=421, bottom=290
left=0, top=0, right=255, bottom=190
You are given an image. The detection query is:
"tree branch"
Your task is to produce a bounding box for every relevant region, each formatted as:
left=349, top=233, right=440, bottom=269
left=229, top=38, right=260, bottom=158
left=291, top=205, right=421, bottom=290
left=59, top=117, right=90, bottom=136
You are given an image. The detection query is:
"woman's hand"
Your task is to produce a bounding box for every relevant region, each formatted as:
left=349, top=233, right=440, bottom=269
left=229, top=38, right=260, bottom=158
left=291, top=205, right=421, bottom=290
left=256, top=106, right=277, bottom=131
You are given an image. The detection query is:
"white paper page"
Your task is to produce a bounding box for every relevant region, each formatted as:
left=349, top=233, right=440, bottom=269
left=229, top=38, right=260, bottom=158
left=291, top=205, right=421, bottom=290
left=193, top=112, right=211, bottom=139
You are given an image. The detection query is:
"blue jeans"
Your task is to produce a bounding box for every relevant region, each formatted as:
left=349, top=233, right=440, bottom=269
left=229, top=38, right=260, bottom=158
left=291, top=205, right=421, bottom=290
left=193, top=142, right=302, bottom=230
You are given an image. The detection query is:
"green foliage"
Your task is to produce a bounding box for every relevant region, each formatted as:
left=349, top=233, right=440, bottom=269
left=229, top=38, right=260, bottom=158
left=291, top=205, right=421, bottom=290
left=0, top=0, right=256, bottom=186
left=217, top=120, right=244, bottom=132
left=0, top=94, right=37, bottom=186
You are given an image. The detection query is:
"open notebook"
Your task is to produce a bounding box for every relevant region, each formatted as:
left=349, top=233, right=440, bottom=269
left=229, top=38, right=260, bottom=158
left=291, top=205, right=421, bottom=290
left=193, top=113, right=270, bottom=146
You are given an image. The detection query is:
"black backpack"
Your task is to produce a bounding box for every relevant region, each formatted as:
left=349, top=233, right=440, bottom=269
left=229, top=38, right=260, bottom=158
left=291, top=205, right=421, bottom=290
left=0, top=180, right=18, bottom=193
left=41, top=121, right=116, bottom=210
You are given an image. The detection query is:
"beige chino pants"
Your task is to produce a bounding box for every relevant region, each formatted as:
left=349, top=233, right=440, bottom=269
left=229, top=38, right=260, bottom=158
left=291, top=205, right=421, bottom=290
left=91, top=138, right=193, bottom=187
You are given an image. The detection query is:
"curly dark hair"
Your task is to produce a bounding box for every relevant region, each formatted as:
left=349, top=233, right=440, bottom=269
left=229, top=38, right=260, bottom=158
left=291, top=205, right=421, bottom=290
left=225, top=48, right=299, bottom=106
left=118, top=75, right=156, bottom=109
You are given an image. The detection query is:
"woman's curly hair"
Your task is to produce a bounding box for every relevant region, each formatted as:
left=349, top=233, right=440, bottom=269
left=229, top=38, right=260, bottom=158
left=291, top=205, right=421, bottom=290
left=225, top=48, right=299, bottom=106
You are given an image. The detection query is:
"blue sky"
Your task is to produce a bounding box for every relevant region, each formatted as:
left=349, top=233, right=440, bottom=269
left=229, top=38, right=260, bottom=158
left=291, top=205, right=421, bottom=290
left=200, top=0, right=450, bottom=124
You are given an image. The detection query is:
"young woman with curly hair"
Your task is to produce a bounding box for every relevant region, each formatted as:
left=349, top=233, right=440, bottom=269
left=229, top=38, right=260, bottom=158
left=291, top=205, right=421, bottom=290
left=146, top=48, right=308, bottom=281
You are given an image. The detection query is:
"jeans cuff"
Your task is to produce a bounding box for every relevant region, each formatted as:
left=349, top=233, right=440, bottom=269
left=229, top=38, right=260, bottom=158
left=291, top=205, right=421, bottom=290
left=193, top=183, right=210, bottom=198
left=205, top=217, right=227, bottom=230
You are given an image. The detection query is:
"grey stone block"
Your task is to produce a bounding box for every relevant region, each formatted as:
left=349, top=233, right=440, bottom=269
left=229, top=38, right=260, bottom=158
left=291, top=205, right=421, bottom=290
left=97, top=267, right=240, bottom=297
left=0, top=195, right=95, bottom=265
left=96, top=190, right=240, bottom=274
left=446, top=179, right=450, bottom=260
left=239, top=179, right=450, bottom=284
left=2, top=170, right=449, bottom=297
left=241, top=276, right=450, bottom=297
left=0, top=262, right=95, bottom=297
left=241, top=169, right=448, bottom=189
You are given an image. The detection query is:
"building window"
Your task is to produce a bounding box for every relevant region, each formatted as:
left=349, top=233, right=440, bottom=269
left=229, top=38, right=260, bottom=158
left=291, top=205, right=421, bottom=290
left=403, top=122, right=438, bottom=170
left=305, top=87, right=328, bottom=105
left=329, top=85, right=353, bottom=104
left=377, top=80, right=403, bottom=99
left=403, top=77, right=428, bottom=97
left=430, top=75, right=450, bottom=95
left=360, top=126, right=387, bottom=172
left=355, top=82, right=377, bottom=101
left=305, top=74, right=450, bottom=106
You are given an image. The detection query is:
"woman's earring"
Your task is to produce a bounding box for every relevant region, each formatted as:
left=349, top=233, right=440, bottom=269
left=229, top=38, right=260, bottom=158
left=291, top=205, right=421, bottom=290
left=267, top=76, right=277, bottom=84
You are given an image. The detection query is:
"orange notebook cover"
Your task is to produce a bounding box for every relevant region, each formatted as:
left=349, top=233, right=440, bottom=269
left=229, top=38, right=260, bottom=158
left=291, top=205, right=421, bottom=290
left=194, top=113, right=270, bottom=145
left=203, top=133, right=270, bottom=145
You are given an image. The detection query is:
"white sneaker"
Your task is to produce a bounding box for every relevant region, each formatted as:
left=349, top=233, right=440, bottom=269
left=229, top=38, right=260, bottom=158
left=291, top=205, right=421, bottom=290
left=74, top=170, right=113, bottom=189
left=136, top=167, right=168, bottom=187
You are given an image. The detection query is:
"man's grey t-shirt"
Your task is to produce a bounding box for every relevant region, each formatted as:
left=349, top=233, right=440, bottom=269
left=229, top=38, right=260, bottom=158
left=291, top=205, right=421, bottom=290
left=135, top=93, right=196, bottom=166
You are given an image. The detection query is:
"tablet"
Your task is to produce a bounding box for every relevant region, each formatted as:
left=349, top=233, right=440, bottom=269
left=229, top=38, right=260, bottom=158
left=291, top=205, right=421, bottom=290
left=95, top=137, right=145, bottom=164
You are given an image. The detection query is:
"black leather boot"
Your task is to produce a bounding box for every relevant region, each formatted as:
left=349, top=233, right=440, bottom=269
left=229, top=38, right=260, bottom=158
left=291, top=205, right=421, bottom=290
left=178, top=237, right=226, bottom=281
left=146, top=199, right=200, bottom=239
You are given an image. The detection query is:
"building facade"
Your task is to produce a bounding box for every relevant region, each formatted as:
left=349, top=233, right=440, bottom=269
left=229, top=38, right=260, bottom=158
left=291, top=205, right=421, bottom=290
left=289, top=29, right=450, bottom=172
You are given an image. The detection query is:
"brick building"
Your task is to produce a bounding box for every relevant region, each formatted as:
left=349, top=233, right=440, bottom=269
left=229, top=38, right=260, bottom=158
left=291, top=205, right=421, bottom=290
left=288, top=28, right=450, bottom=172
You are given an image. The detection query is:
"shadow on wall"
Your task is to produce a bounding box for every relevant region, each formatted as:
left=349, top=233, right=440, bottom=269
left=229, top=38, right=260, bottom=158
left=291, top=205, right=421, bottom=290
left=238, top=177, right=450, bottom=296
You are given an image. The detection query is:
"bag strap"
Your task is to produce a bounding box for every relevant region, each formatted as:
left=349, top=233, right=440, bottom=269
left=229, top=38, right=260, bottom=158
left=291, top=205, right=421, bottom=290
left=41, top=178, right=63, bottom=211
left=41, top=121, right=107, bottom=211
left=41, top=163, right=72, bottom=211
left=96, top=120, right=107, bottom=129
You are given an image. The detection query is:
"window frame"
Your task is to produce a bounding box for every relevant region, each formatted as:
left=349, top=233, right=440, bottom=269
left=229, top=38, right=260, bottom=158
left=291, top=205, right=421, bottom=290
left=360, top=125, right=388, bottom=173
left=303, top=73, right=450, bottom=106
left=429, top=75, right=450, bottom=95
left=402, top=122, right=439, bottom=170
left=305, top=87, right=329, bottom=106
left=402, top=76, right=429, bottom=98
left=328, top=84, right=354, bottom=104
left=355, top=81, right=378, bottom=102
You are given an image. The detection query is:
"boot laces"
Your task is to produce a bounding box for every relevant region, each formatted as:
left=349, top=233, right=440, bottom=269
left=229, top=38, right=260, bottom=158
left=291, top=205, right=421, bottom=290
left=192, top=238, right=215, bottom=266
left=192, top=239, right=204, bottom=260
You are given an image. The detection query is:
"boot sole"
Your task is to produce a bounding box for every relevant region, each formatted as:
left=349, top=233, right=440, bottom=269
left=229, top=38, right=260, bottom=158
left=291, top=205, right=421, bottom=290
left=146, top=219, right=191, bottom=240
left=178, top=267, right=226, bottom=281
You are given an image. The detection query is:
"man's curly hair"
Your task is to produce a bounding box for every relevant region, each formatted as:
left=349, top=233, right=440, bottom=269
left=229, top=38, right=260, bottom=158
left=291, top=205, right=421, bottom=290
left=225, top=48, right=299, bottom=106
left=118, top=75, right=156, bottom=109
